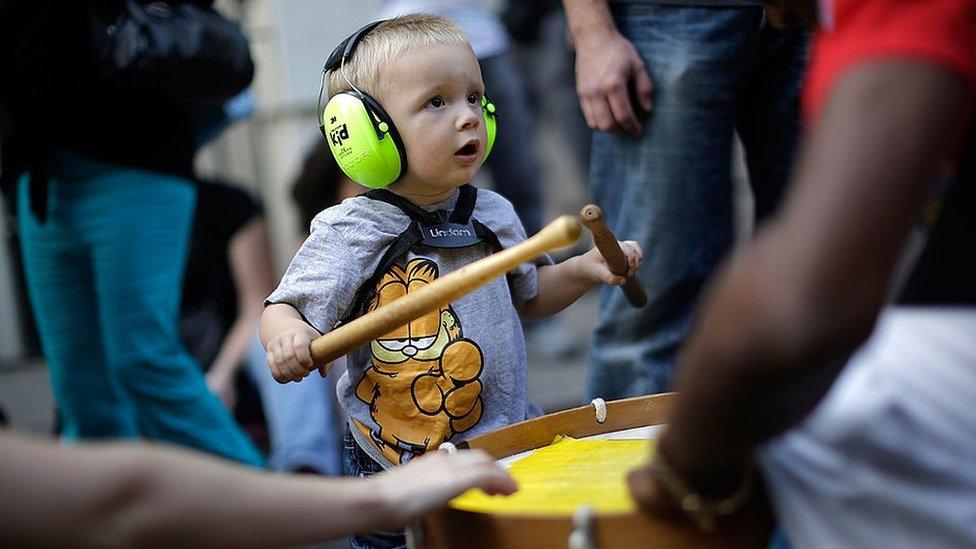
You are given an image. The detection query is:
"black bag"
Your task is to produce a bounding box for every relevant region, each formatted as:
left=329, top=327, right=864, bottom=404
left=91, top=0, right=254, bottom=101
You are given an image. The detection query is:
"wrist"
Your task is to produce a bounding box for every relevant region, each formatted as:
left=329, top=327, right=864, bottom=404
left=658, top=434, right=743, bottom=492
left=565, top=2, right=618, bottom=44
left=367, top=475, right=405, bottom=529
left=566, top=255, right=593, bottom=286
left=651, top=435, right=755, bottom=532
left=572, top=24, right=619, bottom=50
left=573, top=253, right=605, bottom=287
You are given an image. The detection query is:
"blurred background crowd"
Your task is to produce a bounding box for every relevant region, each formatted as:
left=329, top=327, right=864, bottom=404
left=0, top=0, right=766, bottom=475
left=0, top=0, right=677, bottom=457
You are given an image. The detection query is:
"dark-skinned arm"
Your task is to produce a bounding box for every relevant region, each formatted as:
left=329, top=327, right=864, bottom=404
left=633, top=61, right=972, bottom=498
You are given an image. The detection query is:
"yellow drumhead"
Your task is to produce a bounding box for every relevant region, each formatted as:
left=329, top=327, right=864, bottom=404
left=451, top=436, right=655, bottom=515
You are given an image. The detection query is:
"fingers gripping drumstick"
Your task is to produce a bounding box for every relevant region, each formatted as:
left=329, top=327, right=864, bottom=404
left=579, top=204, right=648, bottom=308
left=309, top=216, right=583, bottom=371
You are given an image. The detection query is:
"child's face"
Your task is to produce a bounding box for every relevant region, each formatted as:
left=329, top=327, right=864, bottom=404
left=380, top=43, right=488, bottom=200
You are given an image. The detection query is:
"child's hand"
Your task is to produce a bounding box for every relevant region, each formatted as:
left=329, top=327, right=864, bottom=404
left=577, top=240, right=643, bottom=285
left=266, top=325, right=319, bottom=383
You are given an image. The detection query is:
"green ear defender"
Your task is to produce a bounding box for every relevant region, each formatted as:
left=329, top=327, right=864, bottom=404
left=319, top=20, right=499, bottom=189
left=322, top=91, right=406, bottom=189
left=482, top=94, right=497, bottom=158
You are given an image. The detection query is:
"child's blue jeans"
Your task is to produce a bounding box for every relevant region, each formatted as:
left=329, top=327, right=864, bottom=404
left=342, top=429, right=406, bottom=549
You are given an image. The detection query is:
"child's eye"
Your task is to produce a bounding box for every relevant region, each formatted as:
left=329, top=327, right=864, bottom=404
left=426, top=97, right=444, bottom=108
left=467, top=92, right=479, bottom=105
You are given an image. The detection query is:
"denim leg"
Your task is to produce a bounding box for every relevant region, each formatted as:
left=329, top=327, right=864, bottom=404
left=75, top=166, right=263, bottom=467
left=246, top=331, right=341, bottom=474
left=587, top=5, right=767, bottom=400
left=342, top=430, right=406, bottom=549
left=16, top=175, right=140, bottom=439
left=735, top=24, right=809, bottom=222
left=480, top=51, right=544, bottom=236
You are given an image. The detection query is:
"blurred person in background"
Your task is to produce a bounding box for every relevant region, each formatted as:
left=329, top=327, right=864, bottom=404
left=626, top=1, right=976, bottom=546
left=562, top=0, right=809, bottom=400
left=503, top=0, right=591, bottom=175
left=0, top=0, right=262, bottom=466
left=180, top=76, right=347, bottom=473
left=290, top=141, right=361, bottom=238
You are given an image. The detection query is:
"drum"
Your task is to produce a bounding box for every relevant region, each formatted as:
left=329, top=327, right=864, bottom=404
left=412, top=393, right=772, bottom=549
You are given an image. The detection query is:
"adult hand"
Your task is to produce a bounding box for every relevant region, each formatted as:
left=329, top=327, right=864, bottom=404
left=370, top=449, right=517, bottom=529
left=574, top=29, right=653, bottom=135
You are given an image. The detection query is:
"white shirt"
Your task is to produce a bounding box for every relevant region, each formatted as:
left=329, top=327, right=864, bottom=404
left=760, top=307, right=976, bottom=548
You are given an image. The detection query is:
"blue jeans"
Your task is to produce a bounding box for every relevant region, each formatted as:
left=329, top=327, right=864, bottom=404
left=245, top=332, right=341, bottom=474
left=587, top=5, right=807, bottom=399
left=17, top=153, right=263, bottom=467
left=342, top=430, right=406, bottom=549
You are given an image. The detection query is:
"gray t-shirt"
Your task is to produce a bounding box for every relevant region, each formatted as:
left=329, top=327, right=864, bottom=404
left=267, top=187, right=546, bottom=468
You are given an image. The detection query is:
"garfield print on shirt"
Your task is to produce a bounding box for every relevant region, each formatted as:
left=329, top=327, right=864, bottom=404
left=353, top=258, right=484, bottom=464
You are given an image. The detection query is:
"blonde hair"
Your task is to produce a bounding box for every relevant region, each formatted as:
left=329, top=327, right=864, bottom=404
left=326, top=14, right=469, bottom=101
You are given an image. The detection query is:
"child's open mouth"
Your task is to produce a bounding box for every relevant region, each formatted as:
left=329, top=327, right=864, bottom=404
left=454, top=140, right=480, bottom=164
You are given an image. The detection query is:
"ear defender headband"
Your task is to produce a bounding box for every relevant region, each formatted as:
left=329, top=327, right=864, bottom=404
left=318, top=20, right=498, bottom=189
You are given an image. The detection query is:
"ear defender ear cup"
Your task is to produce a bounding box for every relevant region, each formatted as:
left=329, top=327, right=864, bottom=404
left=322, top=91, right=407, bottom=189
left=482, top=94, right=497, bottom=159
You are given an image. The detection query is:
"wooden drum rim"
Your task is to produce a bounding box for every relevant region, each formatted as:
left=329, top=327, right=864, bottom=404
left=457, top=392, right=674, bottom=462
left=418, top=393, right=773, bottom=549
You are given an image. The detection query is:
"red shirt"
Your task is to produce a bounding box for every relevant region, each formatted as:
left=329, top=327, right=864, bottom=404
left=804, top=0, right=976, bottom=123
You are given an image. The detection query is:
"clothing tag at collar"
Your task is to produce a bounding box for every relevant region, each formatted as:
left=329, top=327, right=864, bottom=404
left=420, top=220, right=482, bottom=248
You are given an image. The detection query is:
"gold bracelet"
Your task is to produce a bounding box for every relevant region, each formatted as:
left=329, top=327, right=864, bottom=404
left=648, top=445, right=755, bottom=533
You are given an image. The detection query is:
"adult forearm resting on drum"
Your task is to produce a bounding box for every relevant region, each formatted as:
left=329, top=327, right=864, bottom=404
left=0, top=431, right=515, bottom=548
left=655, top=62, right=972, bottom=486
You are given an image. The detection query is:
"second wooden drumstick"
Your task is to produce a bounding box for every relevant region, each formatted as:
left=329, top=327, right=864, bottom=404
left=579, top=204, right=648, bottom=308
left=308, top=215, right=583, bottom=372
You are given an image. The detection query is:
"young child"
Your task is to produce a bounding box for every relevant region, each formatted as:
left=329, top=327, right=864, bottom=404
left=261, top=10, right=639, bottom=519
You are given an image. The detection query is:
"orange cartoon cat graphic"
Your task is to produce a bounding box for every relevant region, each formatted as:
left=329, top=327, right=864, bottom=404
left=353, top=258, right=484, bottom=464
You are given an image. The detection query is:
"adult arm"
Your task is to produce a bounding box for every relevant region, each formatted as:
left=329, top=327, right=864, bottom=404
left=635, top=61, right=972, bottom=495
left=0, top=431, right=516, bottom=548
left=561, top=0, right=653, bottom=135
left=205, top=216, right=276, bottom=405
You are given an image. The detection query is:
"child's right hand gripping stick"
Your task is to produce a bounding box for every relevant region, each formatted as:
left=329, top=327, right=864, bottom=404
left=579, top=204, right=648, bottom=308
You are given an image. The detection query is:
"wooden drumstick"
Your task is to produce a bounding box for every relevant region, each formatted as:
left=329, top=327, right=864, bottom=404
left=309, top=215, right=583, bottom=369
left=579, top=204, right=648, bottom=308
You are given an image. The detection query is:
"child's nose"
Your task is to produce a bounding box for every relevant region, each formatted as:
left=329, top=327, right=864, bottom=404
left=456, top=108, right=480, bottom=131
